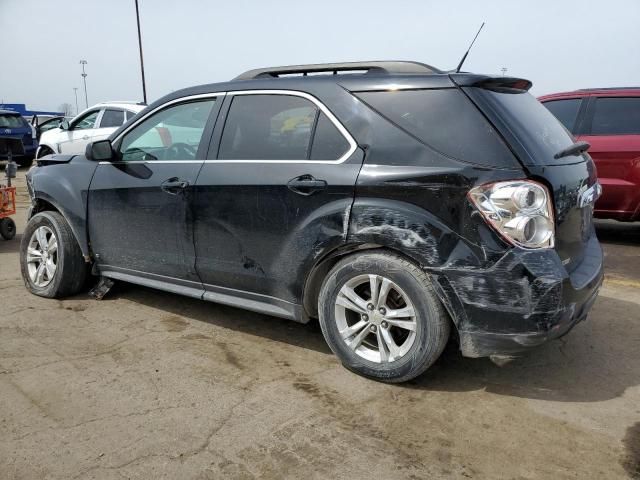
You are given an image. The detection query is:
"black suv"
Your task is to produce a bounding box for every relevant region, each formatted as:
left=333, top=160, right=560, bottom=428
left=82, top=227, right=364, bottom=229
left=20, top=61, right=603, bottom=382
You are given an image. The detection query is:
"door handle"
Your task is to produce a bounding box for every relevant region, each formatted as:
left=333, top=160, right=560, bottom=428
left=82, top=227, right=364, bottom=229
left=161, top=177, right=190, bottom=195
left=287, top=175, right=327, bottom=196
left=82, top=135, right=89, bottom=140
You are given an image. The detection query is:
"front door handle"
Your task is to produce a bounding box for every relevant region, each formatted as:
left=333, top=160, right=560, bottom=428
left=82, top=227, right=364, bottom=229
left=161, top=177, right=190, bottom=195
left=82, top=135, right=89, bottom=140
left=287, top=175, right=327, bottom=196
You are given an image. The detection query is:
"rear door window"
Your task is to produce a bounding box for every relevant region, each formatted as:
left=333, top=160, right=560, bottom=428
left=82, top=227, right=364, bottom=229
left=542, top=98, right=582, bottom=133
left=590, top=97, right=640, bottom=135
left=310, top=112, right=350, bottom=160
left=354, top=88, right=515, bottom=167
left=100, top=109, right=125, bottom=128
left=219, top=94, right=317, bottom=160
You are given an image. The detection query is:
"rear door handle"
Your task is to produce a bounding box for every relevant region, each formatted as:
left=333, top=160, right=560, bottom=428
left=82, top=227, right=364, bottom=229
left=287, top=175, right=327, bottom=196
left=161, top=177, right=190, bottom=195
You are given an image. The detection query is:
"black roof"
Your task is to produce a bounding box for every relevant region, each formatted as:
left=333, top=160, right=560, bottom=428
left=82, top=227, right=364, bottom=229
left=131, top=62, right=529, bottom=127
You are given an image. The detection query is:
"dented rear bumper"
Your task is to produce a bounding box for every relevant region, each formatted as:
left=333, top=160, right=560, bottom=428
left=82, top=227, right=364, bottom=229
left=431, top=233, right=603, bottom=358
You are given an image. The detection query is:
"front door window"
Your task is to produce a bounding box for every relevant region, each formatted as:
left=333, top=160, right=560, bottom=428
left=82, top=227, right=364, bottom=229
left=119, top=100, right=216, bottom=161
left=72, top=111, right=100, bottom=130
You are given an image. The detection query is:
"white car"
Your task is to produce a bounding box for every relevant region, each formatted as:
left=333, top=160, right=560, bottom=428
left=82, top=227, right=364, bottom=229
left=37, top=102, right=145, bottom=158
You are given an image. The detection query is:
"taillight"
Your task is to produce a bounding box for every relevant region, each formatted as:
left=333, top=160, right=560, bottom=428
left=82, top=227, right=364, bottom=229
left=468, top=180, right=555, bottom=249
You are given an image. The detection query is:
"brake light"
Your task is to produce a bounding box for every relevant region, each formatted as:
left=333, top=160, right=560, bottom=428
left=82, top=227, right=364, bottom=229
left=468, top=180, right=555, bottom=249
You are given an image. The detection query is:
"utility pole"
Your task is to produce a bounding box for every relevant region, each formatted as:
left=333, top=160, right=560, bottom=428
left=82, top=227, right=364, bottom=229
left=134, top=0, right=148, bottom=104
left=501, top=67, right=508, bottom=76
left=79, top=60, right=88, bottom=109
left=73, top=88, right=79, bottom=115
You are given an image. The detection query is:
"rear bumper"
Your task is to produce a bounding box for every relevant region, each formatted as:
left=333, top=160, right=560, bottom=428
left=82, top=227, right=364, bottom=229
left=432, top=233, right=603, bottom=358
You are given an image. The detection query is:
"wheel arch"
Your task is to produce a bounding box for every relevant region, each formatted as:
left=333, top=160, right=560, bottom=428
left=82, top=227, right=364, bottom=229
left=29, top=196, right=91, bottom=262
left=36, top=143, right=56, bottom=158
left=303, top=198, right=478, bottom=333
left=302, top=242, right=457, bottom=326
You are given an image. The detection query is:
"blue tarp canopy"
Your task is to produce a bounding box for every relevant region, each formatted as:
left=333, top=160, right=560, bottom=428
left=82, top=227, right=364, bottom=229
left=0, top=103, right=63, bottom=117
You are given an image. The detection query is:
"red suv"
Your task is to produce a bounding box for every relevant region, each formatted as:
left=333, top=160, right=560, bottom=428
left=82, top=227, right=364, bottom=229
left=539, top=88, right=640, bottom=221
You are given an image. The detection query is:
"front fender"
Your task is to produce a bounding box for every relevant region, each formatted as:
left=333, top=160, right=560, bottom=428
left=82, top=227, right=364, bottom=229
left=29, top=158, right=98, bottom=259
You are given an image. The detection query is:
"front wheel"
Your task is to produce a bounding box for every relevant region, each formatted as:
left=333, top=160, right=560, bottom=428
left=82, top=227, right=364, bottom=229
left=318, top=252, right=450, bottom=383
left=20, top=211, right=87, bottom=298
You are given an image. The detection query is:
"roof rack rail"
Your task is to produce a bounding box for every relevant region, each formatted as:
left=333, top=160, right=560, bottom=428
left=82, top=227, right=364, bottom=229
left=233, top=61, right=441, bottom=80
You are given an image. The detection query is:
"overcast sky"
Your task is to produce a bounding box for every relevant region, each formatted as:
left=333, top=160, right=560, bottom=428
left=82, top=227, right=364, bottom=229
left=1, top=0, right=638, bottom=114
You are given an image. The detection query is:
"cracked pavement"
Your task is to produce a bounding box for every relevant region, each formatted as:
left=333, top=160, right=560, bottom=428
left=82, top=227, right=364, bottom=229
left=1, top=171, right=639, bottom=479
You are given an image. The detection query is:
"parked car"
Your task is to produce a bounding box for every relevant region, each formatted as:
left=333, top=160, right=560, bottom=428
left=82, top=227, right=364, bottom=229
left=20, top=61, right=603, bottom=382
left=539, top=88, right=640, bottom=221
left=0, top=109, right=37, bottom=167
left=36, top=102, right=145, bottom=158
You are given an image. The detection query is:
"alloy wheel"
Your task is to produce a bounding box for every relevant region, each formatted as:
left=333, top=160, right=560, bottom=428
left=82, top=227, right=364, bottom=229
left=26, top=226, right=58, bottom=287
left=334, top=274, right=417, bottom=363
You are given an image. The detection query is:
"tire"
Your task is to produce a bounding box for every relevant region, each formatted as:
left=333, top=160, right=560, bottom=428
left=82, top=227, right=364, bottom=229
left=318, top=251, right=450, bottom=383
left=20, top=211, right=87, bottom=298
left=0, top=217, right=16, bottom=240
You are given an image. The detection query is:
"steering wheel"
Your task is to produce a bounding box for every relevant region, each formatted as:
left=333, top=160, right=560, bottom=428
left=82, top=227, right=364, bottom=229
left=166, top=142, right=197, bottom=159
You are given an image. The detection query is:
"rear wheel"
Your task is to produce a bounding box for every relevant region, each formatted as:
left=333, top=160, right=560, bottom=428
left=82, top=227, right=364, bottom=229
left=20, top=212, right=87, bottom=298
left=318, top=252, right=450, bottom=383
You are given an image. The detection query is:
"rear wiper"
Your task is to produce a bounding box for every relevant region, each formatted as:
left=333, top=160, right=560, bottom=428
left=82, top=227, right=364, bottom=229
left=553, top=141, right=590, bottom=159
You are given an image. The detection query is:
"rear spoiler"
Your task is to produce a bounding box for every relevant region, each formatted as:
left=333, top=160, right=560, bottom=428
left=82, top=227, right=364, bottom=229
left=449, top=74, right=532, bottom=93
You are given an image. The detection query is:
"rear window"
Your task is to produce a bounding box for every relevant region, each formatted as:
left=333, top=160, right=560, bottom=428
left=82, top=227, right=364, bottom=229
left=471, top=89, right=575, bottom=164
left=591, top=97, right=640, bottom=135
left=354, top=89, right=515, bottom=167
left=0, top=114, right=27, bottom=128
left=542, top=98, right=582, bottom=133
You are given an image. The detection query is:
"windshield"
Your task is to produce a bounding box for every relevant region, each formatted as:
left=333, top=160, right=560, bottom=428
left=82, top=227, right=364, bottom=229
left=468, top=88, right=577, bottom=165
left=0, top=114, right=27, bottom=129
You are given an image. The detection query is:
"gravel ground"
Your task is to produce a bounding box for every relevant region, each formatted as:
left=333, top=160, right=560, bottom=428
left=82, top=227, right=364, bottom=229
left=1, top=170, right=639, bottom=479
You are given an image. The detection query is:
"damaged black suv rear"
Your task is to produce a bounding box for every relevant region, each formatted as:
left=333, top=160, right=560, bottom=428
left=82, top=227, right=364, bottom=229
left=21, top=61, right=603, bottom=382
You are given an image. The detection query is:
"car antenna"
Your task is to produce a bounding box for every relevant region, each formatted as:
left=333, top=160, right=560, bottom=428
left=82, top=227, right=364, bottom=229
left=455, top=22, right=485, bottom=73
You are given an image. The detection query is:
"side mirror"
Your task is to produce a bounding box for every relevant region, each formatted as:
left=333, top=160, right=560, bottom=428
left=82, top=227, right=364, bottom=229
left=86, top=140, right=114, bottom=162
left=60, top=119, right=70, bottom=130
